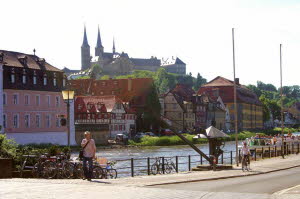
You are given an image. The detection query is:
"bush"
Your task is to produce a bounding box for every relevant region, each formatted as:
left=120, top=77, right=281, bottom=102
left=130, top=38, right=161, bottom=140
left=0, top=134, right=18, bottom=158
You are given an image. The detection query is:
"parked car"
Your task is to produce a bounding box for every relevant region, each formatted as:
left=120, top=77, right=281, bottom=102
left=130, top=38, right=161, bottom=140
left=161, top=129, right=174, bottom=136
left=134, top=132, right=146, bottom=140
left=145, top=132, right=156, bottom=137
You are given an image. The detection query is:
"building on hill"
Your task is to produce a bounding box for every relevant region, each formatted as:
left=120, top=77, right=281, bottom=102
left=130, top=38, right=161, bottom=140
left=74, top=95, right=136, bottom=144
left=198, top=76, right=263, bottom=131
left=0, top=50, right=76, bottom=145
left=63, top=26, right=186, bottom=78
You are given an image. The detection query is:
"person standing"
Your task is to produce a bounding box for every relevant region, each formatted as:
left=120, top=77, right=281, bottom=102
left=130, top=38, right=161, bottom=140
left=81, top=131, right=96, bottom=181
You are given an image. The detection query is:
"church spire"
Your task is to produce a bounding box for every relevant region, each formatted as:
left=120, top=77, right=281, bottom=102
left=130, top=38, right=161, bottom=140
left=82, top=25, right=89, bottom=47
left=96, top=26, right=103, bottom=48
left=95, top=26, right=104, bottom=57
left=112, top=37, right=115, bottom=54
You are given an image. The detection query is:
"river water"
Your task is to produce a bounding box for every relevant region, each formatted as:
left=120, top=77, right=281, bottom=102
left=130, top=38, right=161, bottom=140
left=72, top=141, right=240, bottom=177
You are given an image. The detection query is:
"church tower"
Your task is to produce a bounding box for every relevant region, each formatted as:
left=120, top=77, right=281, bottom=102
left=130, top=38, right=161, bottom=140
left=81, top=25, right=90, bottom=71
left=112, top=37, right=116, bottom=54
left=95, top=26, right=104, bottom=57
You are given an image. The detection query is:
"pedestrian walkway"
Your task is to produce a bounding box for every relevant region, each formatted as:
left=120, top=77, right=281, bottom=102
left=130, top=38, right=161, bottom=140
left=1, top=154, right=300, bottom=199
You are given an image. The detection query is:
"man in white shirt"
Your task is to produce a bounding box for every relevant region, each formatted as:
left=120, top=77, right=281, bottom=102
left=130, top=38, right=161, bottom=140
left=241, top=142, right=250, bottom=168
left=81, top=131, right=96, bottom=181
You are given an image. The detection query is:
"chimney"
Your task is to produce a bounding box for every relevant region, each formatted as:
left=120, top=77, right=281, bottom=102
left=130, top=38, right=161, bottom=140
left=235, top=78, right=239, bottom=85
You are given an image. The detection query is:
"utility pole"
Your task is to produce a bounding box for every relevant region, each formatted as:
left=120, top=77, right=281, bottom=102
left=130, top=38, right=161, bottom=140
left=280, top=44, right=284, bottom=135
left=232, top=28, right=239, bottom=167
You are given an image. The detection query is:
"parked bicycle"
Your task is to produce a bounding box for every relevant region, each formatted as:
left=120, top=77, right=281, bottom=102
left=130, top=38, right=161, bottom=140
left=101, top=161, right=117, bottom=179
left=151, top=157, right=176, bottom=175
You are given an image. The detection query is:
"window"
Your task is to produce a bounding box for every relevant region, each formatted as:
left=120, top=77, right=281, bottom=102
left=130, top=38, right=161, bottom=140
left=55, top=96, right=60, bottom=107
left=47, top=96, right=51, bottom=107
left=33, top=76, right=37, bottom=85
left=22, top=75, right=26, bottom=84
left=36, top=114, right=41, bottom=128
left=173, top=104, right=177, bottom=109
left=25, top=114, right=30, bottom=128
left=46, top=115, right=51, bottom=128
left=102, top=82, right=106, bottom=86
left=43, top=74, right=47, bottom=86
left=116, top=103, right=122, bottom=109
left=24, top=95, right=30, bottom=105
left=100, top=91, right=104, bottom=95
left=11, top=74, right=15, bottom=83
left=3, top=114, right=7, bottom=128
left=13, top=94, right=18, bottom=105
left=56, top=118, right=60, bottom=127
left=36, top=95, right=40, bottom=106
left=53, top=78, right=57, bottom=86
left=78, top=104, right=82, bottom=110
left=63, top=79, right=66, bottom=87
left=3, top=93, right=6, bottom=105
left=13, top=114, right=19, bottom=128
left=113, top=81, right=118, bottom=85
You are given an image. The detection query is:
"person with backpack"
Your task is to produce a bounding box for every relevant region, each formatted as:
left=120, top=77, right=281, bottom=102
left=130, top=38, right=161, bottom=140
left=81, top=131, right=96, bottom=181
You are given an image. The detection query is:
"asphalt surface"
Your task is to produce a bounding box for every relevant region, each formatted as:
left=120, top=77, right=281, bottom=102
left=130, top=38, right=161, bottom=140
left=152, top=167, right=300, bottom=194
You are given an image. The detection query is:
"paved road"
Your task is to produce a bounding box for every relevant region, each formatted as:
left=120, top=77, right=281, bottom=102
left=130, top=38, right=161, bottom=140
left=152, top=167, right=300, bottom=194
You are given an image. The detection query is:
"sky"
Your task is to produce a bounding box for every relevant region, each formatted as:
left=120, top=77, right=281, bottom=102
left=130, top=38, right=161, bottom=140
left=0, top=0, right=299, bottom=88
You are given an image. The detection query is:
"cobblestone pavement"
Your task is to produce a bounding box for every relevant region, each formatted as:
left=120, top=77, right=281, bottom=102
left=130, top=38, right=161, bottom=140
left=1, top=155, right=300, bottom=199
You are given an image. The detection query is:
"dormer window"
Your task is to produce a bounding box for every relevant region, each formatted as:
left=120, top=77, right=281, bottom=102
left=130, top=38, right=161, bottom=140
left=52, top=73, right=57, bottom=86
left=33, top=70, right=37, bottom=85
left=22, top=69, right=26, bottom=84
left=11, top=69, right=15, bottom=83
left=37, top=58, right=45, bottom=66
left=18, top=56, right=27, bottom=65
left=43, top=74, right=47, bottom=86
left=78, top=104, right=82, bottom=110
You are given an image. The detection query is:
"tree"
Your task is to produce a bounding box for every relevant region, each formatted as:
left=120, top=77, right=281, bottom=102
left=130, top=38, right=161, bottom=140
left=259, top=95, right=270, bottom=122
left=90, top=64, right=102, bottom=79
left=194, top=73, right=207, bottom=91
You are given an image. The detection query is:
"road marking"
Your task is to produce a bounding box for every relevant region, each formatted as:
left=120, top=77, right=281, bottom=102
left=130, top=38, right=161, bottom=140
left=273, top=184, right=300, bottom=195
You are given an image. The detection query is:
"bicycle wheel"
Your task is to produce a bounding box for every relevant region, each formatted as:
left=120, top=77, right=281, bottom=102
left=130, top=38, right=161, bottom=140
left=106, top=169, right=117, bottom=179
left=151, top=164, right=159, bottom=175
left=43, top=161, right=57, bottom=179
left=165, top=163, right=175, bottom=174
left=32, top=163, right=42, bottom=178
left=74, top=163, right=84, bottom=179
left=92, top=166, right=104, bottom=179
left=63, top=162, right=75, bottom=179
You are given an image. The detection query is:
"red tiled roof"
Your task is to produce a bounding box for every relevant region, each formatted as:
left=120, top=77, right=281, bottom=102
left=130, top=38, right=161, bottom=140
left=70, top=78, right=153, bottom=106
left=0, top=50, right=62, bottom=72
left=198, top=76, right=262, bottom=105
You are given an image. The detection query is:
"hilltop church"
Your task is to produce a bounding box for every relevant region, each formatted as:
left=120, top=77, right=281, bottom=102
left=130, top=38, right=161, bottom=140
left=63, top=26, right=186, bottom=78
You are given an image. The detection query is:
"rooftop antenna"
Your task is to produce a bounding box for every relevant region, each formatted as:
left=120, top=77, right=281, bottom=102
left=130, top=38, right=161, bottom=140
left=33, top=48, right=36, bottom=56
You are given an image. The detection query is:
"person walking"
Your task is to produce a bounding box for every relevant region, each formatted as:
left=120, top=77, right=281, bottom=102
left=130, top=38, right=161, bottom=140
left=81, top=131, right=96, bottom=181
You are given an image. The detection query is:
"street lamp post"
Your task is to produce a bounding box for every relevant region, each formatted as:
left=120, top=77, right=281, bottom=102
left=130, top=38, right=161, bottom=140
left=62, top=90, right=74, bottom=146
left=232, top=28, right=239, bottom=167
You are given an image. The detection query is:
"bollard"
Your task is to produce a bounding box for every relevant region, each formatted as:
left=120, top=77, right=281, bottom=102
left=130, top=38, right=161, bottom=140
left=131, top=158, right=134, bottom=177
left=298, top=143, right=300, bottom=154
left=175, top=156, right=178, bottom=173
left=162, top=157, right=165, bottom=174
left=239, top=149, right=241, bottom=163
left=221, top=152, right=224, bottom=164
left=200, top=154, right=203, bottom=165
left=269, top=146, right=271, bottom=158
left=230, top=151, right=233, bottom=165
left=292, top=143, right=294, bottom=154
left=188, top=155, right=191, bottom=171
left=147, top=157, right=150, bottom=175
left=275, top=146, right=277, bottom=157
left=254, top=148, right=257, bottom=161
left=262, top=147, right=264, bottom=159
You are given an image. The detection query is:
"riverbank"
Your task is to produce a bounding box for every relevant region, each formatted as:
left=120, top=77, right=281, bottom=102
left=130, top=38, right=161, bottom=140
left=128, top=127, right=300, bottom=146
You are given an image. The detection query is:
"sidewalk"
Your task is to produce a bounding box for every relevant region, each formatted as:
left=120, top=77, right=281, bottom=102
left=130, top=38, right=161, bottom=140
left=105, top=154, right=300, bottom=187
left=1, top=155, right=300, bottom=199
